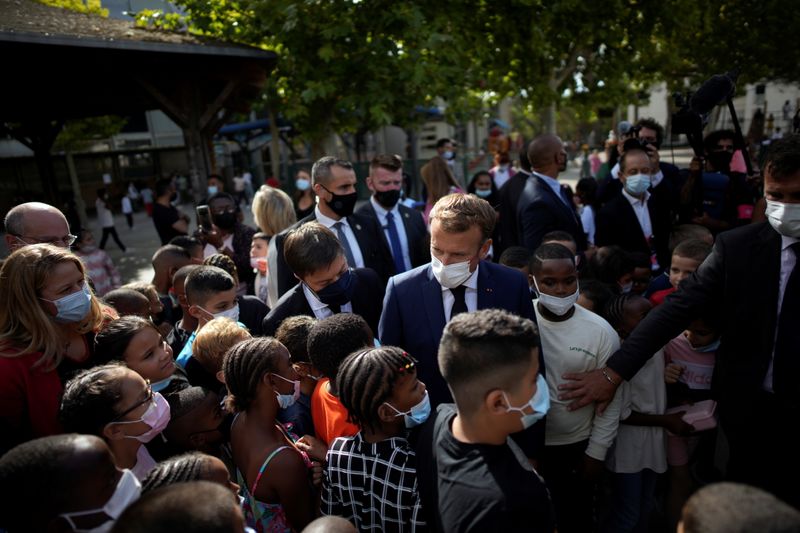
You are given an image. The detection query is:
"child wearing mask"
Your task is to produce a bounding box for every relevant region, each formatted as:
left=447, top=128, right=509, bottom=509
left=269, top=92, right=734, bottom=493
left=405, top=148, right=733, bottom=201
left=59, top=363, right=171, bottom=481
left=602, top=294, right=692, bottom=533
left=414, top=309, right=554, bottom=532
left=73, top=228, right=122, bottom=296
left=250, top=232, right=270, bottom=304
left=530, top=243, right=621, bottom=533
left=275, top=315, right=318, bottom=437
left=322, top=346, right=428, bottom=530
left=649, top=239, right=712, bottom=306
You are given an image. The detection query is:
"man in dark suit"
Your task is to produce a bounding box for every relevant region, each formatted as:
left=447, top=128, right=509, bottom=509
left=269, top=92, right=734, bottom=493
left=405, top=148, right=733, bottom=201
left=262, top=222, right=384, bottom=337
left=595, top=142, right=671, bottom=270
left=559, top=135, right=800, bottom=507
left=356, top=154, right=429, bottom=272
left=517, top=134, right=587, bottom=253
left=495, top=148, right=532, bottom=257
left=380, top=193, right=536, bottom=407
left=265, top=156, right=394, bottom=306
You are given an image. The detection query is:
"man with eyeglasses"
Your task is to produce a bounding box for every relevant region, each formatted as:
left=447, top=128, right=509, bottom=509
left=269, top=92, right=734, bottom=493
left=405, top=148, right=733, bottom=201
left=4, top=202, right=76, bottom=252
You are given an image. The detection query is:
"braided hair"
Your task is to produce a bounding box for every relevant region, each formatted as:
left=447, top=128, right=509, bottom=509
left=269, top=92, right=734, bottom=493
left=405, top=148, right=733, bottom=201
left=141, top=452, right=212, bottom=493
left=222, top=337, right=284, bottom=412
left=336, top=346, right=417, bottom=433
left=59, top=363, right=128, bottom=436
left=203, top=253, right=239, bottom=283
left=603, top=293, right=633, bottom=332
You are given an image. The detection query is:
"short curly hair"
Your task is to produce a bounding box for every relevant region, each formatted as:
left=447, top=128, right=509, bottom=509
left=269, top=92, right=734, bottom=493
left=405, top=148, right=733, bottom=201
left=307, top=314, right=372, bottom=380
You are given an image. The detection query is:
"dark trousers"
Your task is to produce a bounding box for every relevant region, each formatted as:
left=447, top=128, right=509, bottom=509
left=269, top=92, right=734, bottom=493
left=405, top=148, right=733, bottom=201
left=541, top=439, right=597, bottom=533
left=723, top=392, right=800, bottom=509
left=99, top=226, right=126, bottom=251
left=124, top=213, right=133, bottom=228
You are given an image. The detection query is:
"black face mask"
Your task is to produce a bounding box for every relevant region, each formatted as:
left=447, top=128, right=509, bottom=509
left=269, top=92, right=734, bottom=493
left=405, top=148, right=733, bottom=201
left=374, top=189, right=401, bottom=209
left=321, top=185, right=358, bottom=218
left=169, top=192, right=178, bottom=203
left=315, top=268, right=356, bottom=306
left=214, top=212, right=237, bottom=231
left=708, top=151, right=733, bottom=173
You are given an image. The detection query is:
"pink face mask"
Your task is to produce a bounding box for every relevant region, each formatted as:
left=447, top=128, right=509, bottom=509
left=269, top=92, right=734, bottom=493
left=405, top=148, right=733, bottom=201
left=113, top=392, right=171, bottom=443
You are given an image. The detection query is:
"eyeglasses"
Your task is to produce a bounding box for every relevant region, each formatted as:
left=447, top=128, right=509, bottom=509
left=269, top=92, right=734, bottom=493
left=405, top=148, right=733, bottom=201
left=13, top=234, right=78, bottom=247
left=111, top=381, right=153, bottom=422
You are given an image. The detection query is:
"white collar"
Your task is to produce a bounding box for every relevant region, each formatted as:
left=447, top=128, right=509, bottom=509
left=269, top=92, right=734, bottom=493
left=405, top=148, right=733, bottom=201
left=782, top=235, right=800, bottom=251
left=369, top=196, right=399, bottom=219
left=315, top=205, right=346, bottom=229
left=439, top=263, right=480, bottom=292
left=302, top=283, right=329, bottom=311
left=621, top=187, right=650, bottom=206
left=611, top=162, right=620, bottom=179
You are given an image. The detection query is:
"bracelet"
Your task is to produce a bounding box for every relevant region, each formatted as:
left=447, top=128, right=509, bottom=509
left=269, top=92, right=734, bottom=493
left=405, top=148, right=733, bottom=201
left=601, top=368, right=620, bottom=386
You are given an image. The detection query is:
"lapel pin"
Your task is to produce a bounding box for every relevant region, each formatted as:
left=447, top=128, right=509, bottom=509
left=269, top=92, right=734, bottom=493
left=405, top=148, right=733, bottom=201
left=486, top=288, right=493, bottom=293
left=355, top=224, right=362, bottom=230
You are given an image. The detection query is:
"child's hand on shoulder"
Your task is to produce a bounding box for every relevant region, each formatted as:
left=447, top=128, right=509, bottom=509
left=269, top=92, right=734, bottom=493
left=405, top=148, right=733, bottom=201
left=665, top=363, right=684, bottom=384
left=296, top=435, right=327, bottom=463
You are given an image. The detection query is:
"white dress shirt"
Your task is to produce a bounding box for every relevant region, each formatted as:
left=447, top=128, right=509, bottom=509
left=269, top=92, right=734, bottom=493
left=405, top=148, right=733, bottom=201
left=315, top=206, right=365, bottom=268
left=763, top=235, right=800, bottom=392
left=492, top=166, right=512, bottom=189
left=441, top=264, right=480, bottom=322
left=302, top=283, right=353, bottom=319
left=370, top=196, right=411, bottom=271
left=621, top=188, right=653, bottom=239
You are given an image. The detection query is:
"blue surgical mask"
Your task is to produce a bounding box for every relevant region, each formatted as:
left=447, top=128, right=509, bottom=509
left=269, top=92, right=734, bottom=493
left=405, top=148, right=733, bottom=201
left=503, top=374, right=550, bottom=429
left=474, top=189, right=492, bottom=198
left=442, top=150, right=454, bottom=160
left=272, top=373, right=301, bottom=409
left=385, top=391, right=431, bottom=428
left=207, top=185, right=219, bottom=195
left=40, top=282, right=93, bottom=324
left=693, top=338, right=721, bottom=353
left=151, top=375, right=173, bottom=393
left=624, top=173, right=651, bottom=196
left=295, top=179, right=311, bottom=191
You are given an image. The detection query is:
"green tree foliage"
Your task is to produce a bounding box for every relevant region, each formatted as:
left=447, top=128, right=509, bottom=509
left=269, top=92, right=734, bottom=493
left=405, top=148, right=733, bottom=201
left=53, top=116, right=127, bottom=152
left=35, top=0, right=107, bottom=17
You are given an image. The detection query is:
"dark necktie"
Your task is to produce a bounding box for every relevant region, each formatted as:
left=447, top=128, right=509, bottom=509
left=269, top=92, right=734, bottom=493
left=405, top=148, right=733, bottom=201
left=450, top=285, right=468, bottom=320
left=385, top=212, right=407, bottom=273
left=327, top=302, right=341, bottom=314
left=333, top=221, right=356, bottom=268
left=773, top=241, right=800, bottom=395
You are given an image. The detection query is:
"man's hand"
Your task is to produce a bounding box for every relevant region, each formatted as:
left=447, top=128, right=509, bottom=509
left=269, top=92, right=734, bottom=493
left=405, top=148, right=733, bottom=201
left=195, top=225, right=224, bottom=249
left=664, top=363, right=684, bottom=384
left=558, top=367, right=620, bottom=415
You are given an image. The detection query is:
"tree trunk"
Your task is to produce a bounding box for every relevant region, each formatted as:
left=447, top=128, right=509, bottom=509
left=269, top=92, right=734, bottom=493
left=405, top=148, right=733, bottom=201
left=545, top=100, right=558, bottom=135
left=65, top=152, right=88, bottom=229
left=268, top=105, right=281, bottom=183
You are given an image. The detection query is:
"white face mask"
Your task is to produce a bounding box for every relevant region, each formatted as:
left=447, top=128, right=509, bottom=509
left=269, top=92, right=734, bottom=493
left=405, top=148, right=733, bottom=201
left=60, top=469, right=141, bottom=532
left=272, top=373, right=301, bottom=409
left=533, top=278, right=579, bottom=316
left=765, top=200, right=800, bottom=238
left=431, top=255, right=473, bottom=289
left=200, top=303, right=240, bottom=323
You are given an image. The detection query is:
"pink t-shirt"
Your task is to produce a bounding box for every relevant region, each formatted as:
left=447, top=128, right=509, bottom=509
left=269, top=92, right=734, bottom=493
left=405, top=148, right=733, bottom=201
left=664, top=334, right=716, bottom=391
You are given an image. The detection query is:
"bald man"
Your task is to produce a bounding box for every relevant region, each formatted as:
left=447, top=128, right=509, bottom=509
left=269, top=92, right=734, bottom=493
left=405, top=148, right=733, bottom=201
left=516, top=134, right=587, bottom=252
left=4, top=202, right=74, bottom=252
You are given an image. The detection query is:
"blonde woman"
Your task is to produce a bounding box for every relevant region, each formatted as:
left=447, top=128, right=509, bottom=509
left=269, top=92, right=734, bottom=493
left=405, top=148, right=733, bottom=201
left=251, top=185, right=297, bottom=237
left=0, top=244, right=115, bottom=449
left=420, top=155, right=462, bottom=225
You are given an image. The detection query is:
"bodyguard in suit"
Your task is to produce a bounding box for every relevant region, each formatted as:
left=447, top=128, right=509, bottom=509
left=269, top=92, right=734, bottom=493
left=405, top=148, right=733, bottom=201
left=559, top=134, right=800, bottom=508
left=265, top=156, right=394, bottom=307
left=262, top=223, right=383, bottom=337
left=356, top=154, right=429, bottom=272
left=495, top=148, right=532, bottom=257
left=517, top=134, right=587, bottom=253
left=595, top=142, right=671, bottom=271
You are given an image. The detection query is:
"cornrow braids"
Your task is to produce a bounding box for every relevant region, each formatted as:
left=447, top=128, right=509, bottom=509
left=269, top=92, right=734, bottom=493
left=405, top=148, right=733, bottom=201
left=222, top=337, right=284, bottom=412
left=142, top=452, right=211, bottom=493
left=336, top=346, right=417, bottom=434
left=203, top=253, right=239, bottom=282
left=603, top=293, right=634, bottom=331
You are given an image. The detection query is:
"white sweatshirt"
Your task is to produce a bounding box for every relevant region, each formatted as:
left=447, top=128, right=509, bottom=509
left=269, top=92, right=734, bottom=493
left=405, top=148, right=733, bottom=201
left=534, top=302, right=622, bottom=460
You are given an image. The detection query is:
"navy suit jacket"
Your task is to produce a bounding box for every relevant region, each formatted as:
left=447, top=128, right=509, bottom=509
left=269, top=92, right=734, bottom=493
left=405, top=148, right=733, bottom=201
left=517, top=174, right=587, bottom=252
left=355, top=201, right=430, bottom=269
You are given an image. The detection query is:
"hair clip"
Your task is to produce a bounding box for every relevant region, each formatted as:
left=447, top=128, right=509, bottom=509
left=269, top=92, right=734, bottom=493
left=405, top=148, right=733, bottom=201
left=397, top=352, right=416, bottom=372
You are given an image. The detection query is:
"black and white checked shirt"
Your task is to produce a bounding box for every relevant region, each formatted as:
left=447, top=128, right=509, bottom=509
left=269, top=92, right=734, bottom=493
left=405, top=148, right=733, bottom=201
left=322, top=432, right=426, bottom=532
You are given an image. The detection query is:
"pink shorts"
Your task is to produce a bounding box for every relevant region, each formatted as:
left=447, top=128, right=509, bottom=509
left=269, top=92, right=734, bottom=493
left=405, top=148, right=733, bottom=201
left=667, top=434, right=701, bottom=466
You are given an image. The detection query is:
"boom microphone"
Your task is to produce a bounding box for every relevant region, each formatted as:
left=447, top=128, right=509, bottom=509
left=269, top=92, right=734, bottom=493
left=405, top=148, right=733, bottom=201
left=690, top=70, right=739, bottom=115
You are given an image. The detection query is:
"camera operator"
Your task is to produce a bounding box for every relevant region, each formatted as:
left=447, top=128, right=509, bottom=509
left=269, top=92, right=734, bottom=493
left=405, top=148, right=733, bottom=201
left=679, top=130, right=758, bottom=234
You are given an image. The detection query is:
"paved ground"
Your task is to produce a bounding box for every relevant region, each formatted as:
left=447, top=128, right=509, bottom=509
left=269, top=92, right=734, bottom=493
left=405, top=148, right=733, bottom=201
left=1, top=147, right=696, bottom=284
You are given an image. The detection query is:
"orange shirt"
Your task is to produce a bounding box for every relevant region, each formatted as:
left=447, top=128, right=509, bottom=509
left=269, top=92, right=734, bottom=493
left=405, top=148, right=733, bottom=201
left=311, top=378, right=358, bottom=447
